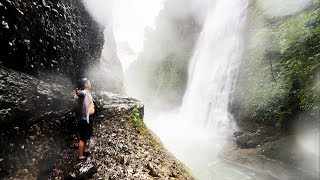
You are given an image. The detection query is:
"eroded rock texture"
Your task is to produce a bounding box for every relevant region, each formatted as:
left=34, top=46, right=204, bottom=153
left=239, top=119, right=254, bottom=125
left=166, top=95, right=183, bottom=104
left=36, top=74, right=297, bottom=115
left=0, top=67, right=76, bottom=179
left=0, top=0, right=103, bottom=82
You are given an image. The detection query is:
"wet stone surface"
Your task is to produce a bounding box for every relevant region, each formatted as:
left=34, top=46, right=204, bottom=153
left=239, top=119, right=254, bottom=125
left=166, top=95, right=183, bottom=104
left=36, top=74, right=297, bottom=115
left=50, top=92, right=194, bottom=179
left=0, top=0, right=104, bottom=81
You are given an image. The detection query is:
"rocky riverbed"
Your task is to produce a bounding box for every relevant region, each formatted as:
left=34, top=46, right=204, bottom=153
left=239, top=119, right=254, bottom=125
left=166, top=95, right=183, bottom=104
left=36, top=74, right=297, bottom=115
left=220, top=121, right=320, bottom=180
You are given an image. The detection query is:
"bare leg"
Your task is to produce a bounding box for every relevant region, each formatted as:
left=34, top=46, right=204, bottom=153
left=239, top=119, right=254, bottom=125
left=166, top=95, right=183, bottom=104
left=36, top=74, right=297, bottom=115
left=78, top=139, right=86, bottom=159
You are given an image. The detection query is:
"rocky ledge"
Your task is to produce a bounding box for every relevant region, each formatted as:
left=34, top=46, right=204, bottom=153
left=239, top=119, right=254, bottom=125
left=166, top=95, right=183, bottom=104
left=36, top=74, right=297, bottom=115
left=0, top=67, right=193, bottom=179
left=50, top=92, right=194, bottom=179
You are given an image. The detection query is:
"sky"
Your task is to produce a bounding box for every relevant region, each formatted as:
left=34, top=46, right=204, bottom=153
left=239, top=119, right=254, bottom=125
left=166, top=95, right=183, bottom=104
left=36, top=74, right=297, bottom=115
left=113, top=0, right=164, bottom=53
left=83, top=0, right=164, bottom=71
left=112, top=0, right=164, bottom=70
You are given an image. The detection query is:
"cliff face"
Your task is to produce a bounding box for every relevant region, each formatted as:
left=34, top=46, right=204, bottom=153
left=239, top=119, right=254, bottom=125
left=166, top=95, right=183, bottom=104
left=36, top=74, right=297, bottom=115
left=0, top=66, right=74, bottom=130
left=0, top=66, right=76, bottom=179
left=0, top=0, right=104, bottom=82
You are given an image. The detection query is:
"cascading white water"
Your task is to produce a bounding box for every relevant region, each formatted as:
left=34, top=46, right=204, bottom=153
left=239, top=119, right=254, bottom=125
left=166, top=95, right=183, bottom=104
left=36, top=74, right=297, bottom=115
left=179, top=0, right=248, bottom=135
left=145, top=0, right=252, bottom=179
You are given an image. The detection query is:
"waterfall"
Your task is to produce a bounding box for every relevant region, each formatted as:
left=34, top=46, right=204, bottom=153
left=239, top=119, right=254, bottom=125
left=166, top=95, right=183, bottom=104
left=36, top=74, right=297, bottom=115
left=144, top=0, right=250, bottom=178
left=179, top=0, right=248, bottom=136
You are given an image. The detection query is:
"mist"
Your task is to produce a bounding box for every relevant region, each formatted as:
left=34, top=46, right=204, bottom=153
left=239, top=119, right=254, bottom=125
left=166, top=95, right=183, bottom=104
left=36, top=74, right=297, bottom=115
left=125, top=0, right=208, bottom=110
left=257, top=0, right=313, bottom=17
left=82, top=0, right=124, bottom=93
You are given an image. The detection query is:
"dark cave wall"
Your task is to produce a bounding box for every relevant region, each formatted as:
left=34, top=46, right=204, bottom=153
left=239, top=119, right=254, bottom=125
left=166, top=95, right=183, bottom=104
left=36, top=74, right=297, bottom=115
left=0, top=0, right=104, bottom=82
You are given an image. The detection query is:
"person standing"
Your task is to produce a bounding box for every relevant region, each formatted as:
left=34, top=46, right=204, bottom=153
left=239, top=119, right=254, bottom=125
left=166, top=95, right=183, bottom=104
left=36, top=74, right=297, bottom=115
left=76, top=78, right=95, bottom=160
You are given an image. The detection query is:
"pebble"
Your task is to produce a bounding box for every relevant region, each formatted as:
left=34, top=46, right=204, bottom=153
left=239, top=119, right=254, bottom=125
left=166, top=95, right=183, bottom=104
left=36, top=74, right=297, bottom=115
left=2, top=21, right=9, bottom=29
left=24, top=39, right=30, bottom=44
left=21, top=168, right=28, bottom=174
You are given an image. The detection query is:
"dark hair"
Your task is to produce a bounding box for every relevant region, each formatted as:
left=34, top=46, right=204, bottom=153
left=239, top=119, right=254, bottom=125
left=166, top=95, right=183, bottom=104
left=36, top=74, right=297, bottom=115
left=77, top=78, right=89, bottom=90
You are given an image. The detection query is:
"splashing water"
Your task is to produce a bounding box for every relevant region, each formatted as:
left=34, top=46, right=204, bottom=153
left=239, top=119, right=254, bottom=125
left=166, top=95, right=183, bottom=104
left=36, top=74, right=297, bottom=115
left=144, top=0, right=270, bottom=179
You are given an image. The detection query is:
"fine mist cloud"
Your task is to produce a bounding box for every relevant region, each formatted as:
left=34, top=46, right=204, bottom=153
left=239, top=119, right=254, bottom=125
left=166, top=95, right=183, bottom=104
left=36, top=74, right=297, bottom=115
left=124, top=0, right=208, bottom=107
left=293, top=109, right=320, bottom=174
left=257, top=0, right=313, bottom=17
left=82, top=0, right=124, bottom=93
left=141, top=0, right=207, bottom=61
left=82, top=0, right=113, bottom=27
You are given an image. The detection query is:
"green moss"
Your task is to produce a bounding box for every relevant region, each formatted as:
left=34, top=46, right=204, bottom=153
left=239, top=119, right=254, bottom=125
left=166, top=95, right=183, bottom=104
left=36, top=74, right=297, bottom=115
left=128, top=107, right=146, bottom=134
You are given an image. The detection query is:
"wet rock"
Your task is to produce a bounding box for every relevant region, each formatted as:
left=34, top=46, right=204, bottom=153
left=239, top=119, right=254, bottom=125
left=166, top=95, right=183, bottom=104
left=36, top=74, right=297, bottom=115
left=234, top=131, right=243, bottom=137
left=67, top=161, right=97, bottom=179
left=0, top=0, right=103, bottom=83
left=0, top=0, right=124, bottom=93
left=236, top=128, right=266, bottom=149
left=0, top=67, right=78, bottom=179
left=147, top=162, right=159, bottom=177
left=0, top=67, right=73, bottom=129
left=236, top=134, right=258, bottom=148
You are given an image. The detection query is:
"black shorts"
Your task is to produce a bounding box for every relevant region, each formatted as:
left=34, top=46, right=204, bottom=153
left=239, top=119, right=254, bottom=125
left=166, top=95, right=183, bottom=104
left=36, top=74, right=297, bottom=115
left=79, top=119, right=93, bottom=142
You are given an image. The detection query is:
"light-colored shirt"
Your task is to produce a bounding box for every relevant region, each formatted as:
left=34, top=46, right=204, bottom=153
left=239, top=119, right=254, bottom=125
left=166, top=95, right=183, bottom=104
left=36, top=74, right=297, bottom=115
left=78, top=90, right=93, bottom=123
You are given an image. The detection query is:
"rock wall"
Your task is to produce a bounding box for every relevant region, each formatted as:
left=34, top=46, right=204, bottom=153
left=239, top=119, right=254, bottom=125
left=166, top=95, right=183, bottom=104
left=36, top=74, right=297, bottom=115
left=0, top=0, right=104, bottom=83
left=0, top=66, right=76, bottom=179
left=0, top=66, right=74, bottom=130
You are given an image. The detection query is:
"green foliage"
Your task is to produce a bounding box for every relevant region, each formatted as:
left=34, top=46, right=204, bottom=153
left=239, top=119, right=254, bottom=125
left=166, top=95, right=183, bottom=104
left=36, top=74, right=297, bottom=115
left=152, top=57, right=187, bottom=102
left=128, top=108, right=146, bottom=134
left=243, top=0, right=320, bottom=127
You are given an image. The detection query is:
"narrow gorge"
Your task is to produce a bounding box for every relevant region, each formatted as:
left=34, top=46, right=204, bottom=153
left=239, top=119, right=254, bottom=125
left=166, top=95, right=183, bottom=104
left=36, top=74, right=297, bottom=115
left=1, top=0, right=319, bottom=180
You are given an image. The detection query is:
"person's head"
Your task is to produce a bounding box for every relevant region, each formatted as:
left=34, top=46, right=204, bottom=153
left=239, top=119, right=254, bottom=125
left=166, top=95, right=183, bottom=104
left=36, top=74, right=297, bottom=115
left=78, top=78, right=91, bottom=90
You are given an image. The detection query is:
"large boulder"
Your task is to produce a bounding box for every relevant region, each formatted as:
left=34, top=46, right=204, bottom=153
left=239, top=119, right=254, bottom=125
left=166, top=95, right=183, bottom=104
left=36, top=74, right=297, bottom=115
left=0, top=66, right=74, bottom=129
left=0, top=67, right=77, bottom=179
